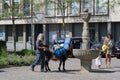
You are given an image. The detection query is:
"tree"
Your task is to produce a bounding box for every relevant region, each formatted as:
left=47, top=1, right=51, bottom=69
left=50, top=0, right=80, bottom=37
left=45, top=0, right=80, bottom=38
left=0, top=0, right=31, bottom=52
left=109, top=0, right=120, bottom=8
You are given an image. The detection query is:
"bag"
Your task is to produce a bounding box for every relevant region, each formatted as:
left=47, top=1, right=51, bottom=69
left=63, top=38, right=71, bottom=50
left=102, top=44, right=107, bottom=52
left=95, top=56, right=102, bottom=66
left=54, top=47, right=66, bottom=57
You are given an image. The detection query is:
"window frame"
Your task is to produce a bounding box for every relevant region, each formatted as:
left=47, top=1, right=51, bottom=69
left=6, top=26, right=13, bottom=42
left=16, top=25, right=23, bottom=42
left=80, top=0, right=94, bottom=15
left=94, top=0, right=109, bottom=16
left=45, top=0, right=55, bottom=16
left=23, top=0, right=31, bottom=16
left=68, top=1, right=80, bottom=16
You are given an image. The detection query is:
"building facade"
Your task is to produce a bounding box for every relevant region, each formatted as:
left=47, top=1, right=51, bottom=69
left=0, top=0, right=120, bottom=51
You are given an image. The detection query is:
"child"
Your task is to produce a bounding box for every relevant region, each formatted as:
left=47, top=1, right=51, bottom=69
left=95, top=46, right=102, bottom=69
left=102, top=41, right=108, bottom=53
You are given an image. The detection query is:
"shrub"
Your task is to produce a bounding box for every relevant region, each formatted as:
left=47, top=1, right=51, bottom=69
left=0, top=54, right=35, bottom=66
left=7, top=54, right=22, bottom=66
left=0, top=57, right=8, bottom=66
left=0, top=40, right=7, bottom=57
left=0, top=48, right=8, bottom=57
left=6, top=54, right=35, bottom=66
left=16, top=49, right=36, bottom=56
left=20, top=55, right=35, bottom=65
left=0, top=48, right=36, bottom=66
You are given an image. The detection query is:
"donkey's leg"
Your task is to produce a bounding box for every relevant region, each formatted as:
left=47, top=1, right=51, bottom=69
left=45, top=59, right=51, bottom=71
left=45, top=61, right=48, bottom=71
left=58, top=60, right=62, bottom=71
left=47, top=60, right=51, bottom=71
left=63, top=60, right=66, bottom=71
left=62, top=55, right=67, bottom=71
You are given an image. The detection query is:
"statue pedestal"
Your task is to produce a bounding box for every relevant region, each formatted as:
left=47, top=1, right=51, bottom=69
left=73, top=49, right=99, bottom=72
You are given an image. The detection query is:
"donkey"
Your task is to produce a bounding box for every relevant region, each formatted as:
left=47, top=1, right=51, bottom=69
left=44, top=47, right=72, bottom=71
left=44, top=38, right=72, bottom=71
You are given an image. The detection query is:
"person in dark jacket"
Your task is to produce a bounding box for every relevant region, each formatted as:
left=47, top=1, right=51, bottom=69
left=31, top=33, right=45, bottom=72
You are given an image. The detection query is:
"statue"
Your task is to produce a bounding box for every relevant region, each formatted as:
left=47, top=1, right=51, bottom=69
left=81, top=9, right=91, bottom=50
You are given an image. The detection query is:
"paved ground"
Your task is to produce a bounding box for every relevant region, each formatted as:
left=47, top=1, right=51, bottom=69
left=0, top=58, right=120, bottom=80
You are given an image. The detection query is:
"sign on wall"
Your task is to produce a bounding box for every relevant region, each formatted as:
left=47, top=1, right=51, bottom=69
left=0, top=33, right=3, bottom=39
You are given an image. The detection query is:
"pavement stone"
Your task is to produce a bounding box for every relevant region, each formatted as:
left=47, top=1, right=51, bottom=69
left=0, top=58, right=120, bottom=80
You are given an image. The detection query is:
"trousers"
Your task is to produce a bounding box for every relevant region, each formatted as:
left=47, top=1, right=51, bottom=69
left=31, top=51, right=45, bottom=70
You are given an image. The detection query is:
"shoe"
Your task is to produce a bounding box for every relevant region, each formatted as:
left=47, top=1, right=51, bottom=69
left=30, top=66, right=34, bottom=71
left=41, top=69, right=44, bottom=72
left=32, top=68, right=34, bottom=71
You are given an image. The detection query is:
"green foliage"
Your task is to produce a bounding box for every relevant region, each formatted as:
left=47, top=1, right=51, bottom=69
left=0, top=0, right=30, bottom=20
left=16, top=49, right=36, bottom=56
left=20, top=55, right=35, bottom=65
left=0, top=48, right=8, bottom=57
left=0, top=57, right=9, bottom=66
left=0, top=47, right=36, bottom=66
left=0, top=54, right=35, bottom=66
left=7, top=54, right=22, bottom=66
left=7, top=54, right=35, bottom=66
left=0, top=40, right=7, bottom=57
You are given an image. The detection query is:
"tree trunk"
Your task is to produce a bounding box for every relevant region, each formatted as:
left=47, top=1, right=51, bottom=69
left=12, top=19, right=16, bottom=53
left=11, top=0, right=16, bottom=53
left=62, top=15, right=65, bottom=38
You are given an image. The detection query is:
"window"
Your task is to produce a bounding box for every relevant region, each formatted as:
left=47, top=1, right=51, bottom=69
left=57, top=0, right=62, bottom=15
left=26, top=25, right=31, bottom=42
left=46, top=0, right=54, bottom=16
left=69, top=1, right=80, bottom=15
left=47, top=0, right=109, bottom=16
left=89, top=24, right=95, bottom=42
left=57, top=0, right=65, bottom=15
left=95, top=0, right=108, bottom=15
left=49, top=25, right=59, bottom=43
left=16, top=26, right=23, bottom=42
left=2, top=0, right=10, bottom=14
left=2, top=0, right=20, bottom=16
left=81, top=0, right=93, bottom=14
left=6, top=26, right=13, bottom=41
left=81, top=0, right=109, bottom=15
left=13, top=0, right=20, bottom=14
left=23, top=0, right=30, bottom=16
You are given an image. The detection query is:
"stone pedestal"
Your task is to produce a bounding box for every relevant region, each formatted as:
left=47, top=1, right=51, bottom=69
left=80, top=59, right=92, bottom=72
left=73, top=49, right=99, bottom=72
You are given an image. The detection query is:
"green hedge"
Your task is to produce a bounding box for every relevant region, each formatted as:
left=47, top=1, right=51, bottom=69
left=0, top=47, right=36, bottom=66
left=0, top=48, right=8, bottom=57
left=16, top=49, right=36, bottom=56
left=0, top=40, right=7, bottom=57
left=0, top=54, right=35, bottom=66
